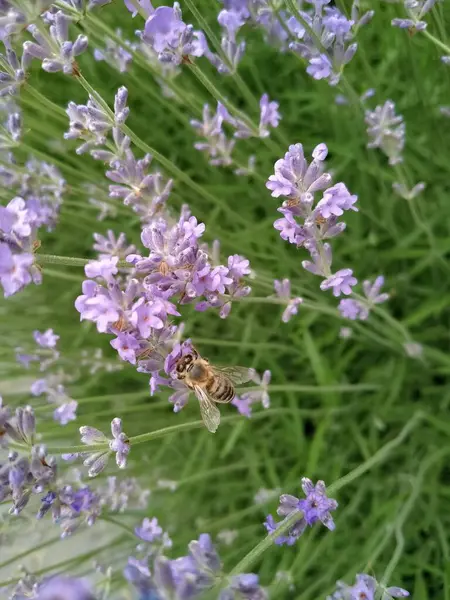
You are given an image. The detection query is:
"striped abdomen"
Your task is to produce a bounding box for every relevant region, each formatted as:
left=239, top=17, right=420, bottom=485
left=206, top=374, right=235, bottom=402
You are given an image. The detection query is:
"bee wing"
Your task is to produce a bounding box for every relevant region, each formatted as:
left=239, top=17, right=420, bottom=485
left=193, top=385, right=221, bottom=433
left=211, top=366, right=253, bottom=385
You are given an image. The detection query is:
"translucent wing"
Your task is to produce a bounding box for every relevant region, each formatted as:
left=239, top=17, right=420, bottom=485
left=193, top=385, right=221, bottom=433
left=211, top=366, right=253, bottom=385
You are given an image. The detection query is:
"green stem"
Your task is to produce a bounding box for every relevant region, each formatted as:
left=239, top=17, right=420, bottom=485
left=35, top=253, right=129, bottom=269
left=380, top=447, right=450, bottom=585
left=422, top=29, right=450, bottom=54
left=328, top=412, right=423, bottom=494
left=46, top=407, right=320, bottom=454
left=24, top=84, right=68, bottom=120
left=36, top=253, right=91, bottom=267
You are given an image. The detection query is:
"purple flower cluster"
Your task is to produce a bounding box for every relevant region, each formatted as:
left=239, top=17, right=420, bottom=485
left=205, top=1, right=248, bottom=74
left=232, top=369, right=271, bottom=417
left=327, top=573, right=409, bottom=600
left=338, top=276, right=389, bottom=321
left=365, top=100, right=405, bottom=166
left=0, top=405, right=62, bottom=517
left=0, top=196, right=42, bottom=297
left=93, top=28, right=133, bottom=73
left=65, top=86, right=129, bottom=155
left=274, top=279, right=303, bottom=323
left=264, top=478, right=337, bottom=546
left=75, top=210, right=251, bottom=397
left=136, top=2, right=207, bottom=66
left=69, top=417, right=130, bottom=477
left=0, top=43, right=30, bottom=96
left=23, top=11, right=88, bottom=75
left=288, top=1, right=373, bottom=86
left=268, top=142, right=358, bottom=296
left=16, top=329, right=80, bottom=426
left=392, top=0, right=437, bottom=32
left=225, top=0, right=372, bottom=86
left=125, top=526, right=266, bottom=600
left=191, top=97, right=280, bottom=168
left=0, top=155, right=65, bottom=231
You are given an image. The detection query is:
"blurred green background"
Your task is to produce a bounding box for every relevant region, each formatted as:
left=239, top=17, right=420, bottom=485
left=1, top=0, right=450, bottom=598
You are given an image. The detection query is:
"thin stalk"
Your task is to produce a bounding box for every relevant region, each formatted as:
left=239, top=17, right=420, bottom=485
left=46, top=407, right=316, bottom=454
left=24, top=84, right=68, bottom=120
left=380, top=447, right=450, bottom=585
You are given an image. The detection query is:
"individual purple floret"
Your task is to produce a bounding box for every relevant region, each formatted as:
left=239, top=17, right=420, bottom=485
left=135, top=516, right=163, bottom=542
left=37, top=576, right=95, bottom=600
left=327, top=573, right=409, bottom=600
left=259, top=93, right=281, bottom=137
left=94, top=29, right=133, bottom=73
left=264, top=477, right=337, bottom=546
left=109, top=417, right=130, bottom=469
left=0, top=243, right=39, bottom=297
left=338, top=275, right=389, bottom=321
left=137, top=3, right=206, bottom=65
left=33, top=328, right=59, bottom=348
left=54, top=400, right=78, bottom=425
left=320, top=269, right=357, bottom=297
left=220, top=573, right=268, bottom=600
left=23, top=12, right=88, bottom=75
left=365, top=100, right=405, bottom=165
left=273, top=279, right=303, bottom=323
left=392, top=181, right=426, bottom=200
left=124, top=0, right=154, bottom=18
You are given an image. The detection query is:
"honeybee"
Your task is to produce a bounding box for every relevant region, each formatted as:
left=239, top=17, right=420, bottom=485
left=175, top=347, right=252, bottom=433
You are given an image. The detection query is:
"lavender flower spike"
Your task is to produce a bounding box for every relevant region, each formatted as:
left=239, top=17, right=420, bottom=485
left=138, top=2, right=207, bottom=65
left=259, top=93, right=281, bottom=138
left=274, top=279, right=303, bottom=323
left=109, top=417, right=130, bottom=469
left=365, top=100, right=405, bottom=165
left=327, top=573, right=409, bottom=600
left=264, top=477, right=337, bottom=546
left=24, top=12, right=88, bottom=75
left=0, top=43, right=30, bottom=97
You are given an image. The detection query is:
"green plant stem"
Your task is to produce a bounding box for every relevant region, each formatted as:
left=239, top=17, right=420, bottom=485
left=422, top=28, right=450, bottom=54
left=47, top=407, right=325, bottom=454
left=35, top=253, right=91, bottom=267
left=380, top=447, right=450, bottom=586
left=24, top=84, right=68, bottom=120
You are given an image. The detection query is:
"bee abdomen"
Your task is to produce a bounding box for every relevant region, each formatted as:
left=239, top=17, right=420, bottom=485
left=207, top=377, right=235, bottom=402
